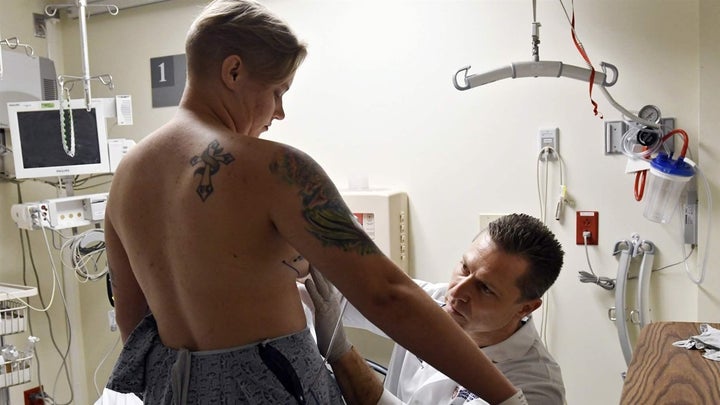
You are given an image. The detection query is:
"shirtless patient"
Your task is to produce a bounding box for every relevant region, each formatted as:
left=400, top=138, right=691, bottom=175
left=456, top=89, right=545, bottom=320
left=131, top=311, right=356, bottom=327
left=104, top=1, right=526, bottom=404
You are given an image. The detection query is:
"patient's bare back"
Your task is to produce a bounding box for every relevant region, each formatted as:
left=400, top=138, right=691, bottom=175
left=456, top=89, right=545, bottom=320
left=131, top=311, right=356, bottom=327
left=109, top=121, right=318, bottom=350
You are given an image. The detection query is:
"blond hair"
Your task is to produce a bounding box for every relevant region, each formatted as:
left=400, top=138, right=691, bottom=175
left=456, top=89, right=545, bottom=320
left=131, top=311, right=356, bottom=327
left=185, top=0, right=307, bottom=84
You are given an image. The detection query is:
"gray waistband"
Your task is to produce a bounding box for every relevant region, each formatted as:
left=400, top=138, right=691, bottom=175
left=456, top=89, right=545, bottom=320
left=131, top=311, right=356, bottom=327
left=170, top=349, right=191, bottom=405
left=168, top=329, right=315, bottom=405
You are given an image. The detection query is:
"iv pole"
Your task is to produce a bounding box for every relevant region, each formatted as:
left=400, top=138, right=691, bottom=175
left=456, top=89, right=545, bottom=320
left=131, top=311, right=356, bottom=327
left=38, top=2, right=118, bottom=403
left=45, top=0, right=116, bottom=111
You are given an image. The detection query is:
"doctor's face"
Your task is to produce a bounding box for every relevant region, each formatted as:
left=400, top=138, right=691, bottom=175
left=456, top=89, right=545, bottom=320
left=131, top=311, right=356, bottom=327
left=444, top=233, right=538, bottom=342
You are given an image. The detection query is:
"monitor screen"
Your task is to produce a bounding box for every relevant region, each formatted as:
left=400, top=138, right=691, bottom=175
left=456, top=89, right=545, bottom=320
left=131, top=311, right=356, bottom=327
left=7, top=99, right=110, bottom=179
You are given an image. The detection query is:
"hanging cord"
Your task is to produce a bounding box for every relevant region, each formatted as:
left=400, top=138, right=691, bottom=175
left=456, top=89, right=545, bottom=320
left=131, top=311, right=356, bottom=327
left=557, top=0, right=603, bottom=119
left=577, top=232, right=616, bottom=290
left=627, top=246, right=695, bottom=280
left=535, top=148, right=550, bottom=345
left=681, top=163, right=712, bottom=285
left=60, top=228, right=108, bottom=282
left=536, top=146, right=570, bottom=223
left=93, top=334, right=121, bottom=397
left=16, top=184, right=75, bottom=405
left=554, top=152, right=568, bottom=221
left=535, top=146, right=569, bottom=347
left=536, top=147, right=551, bottom=223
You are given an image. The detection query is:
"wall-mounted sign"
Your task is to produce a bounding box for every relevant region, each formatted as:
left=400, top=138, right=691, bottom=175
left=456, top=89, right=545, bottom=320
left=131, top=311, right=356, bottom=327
left=150, top=54, right=186, bottom=108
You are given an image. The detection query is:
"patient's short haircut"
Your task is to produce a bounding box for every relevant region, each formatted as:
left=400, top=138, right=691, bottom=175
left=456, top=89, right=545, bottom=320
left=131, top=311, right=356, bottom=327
left=186, top=0, right=307, bottom=84
left=483, top=214, right=564, bottom=301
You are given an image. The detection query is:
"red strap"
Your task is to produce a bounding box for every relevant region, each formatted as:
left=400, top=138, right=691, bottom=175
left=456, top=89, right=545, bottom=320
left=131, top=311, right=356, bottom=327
left=570, top=9, right=603, bottom=119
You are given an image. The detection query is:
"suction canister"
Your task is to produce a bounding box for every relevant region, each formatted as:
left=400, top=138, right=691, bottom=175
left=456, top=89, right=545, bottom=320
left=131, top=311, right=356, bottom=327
left=643, top=152, right=695, bottom=223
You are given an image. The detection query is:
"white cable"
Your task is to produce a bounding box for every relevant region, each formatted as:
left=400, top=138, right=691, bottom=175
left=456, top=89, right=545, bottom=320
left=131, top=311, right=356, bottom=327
left=15, top=188, right=74, bottom=404
left=13, top=227, right=59, bottom=312
left=577, top=232, right=616, bottom=290
left=324, top=297, right=349, bottom=365
left=60, top=228, right=107, bottom=282
left=536, top=147, right=552, bottom=222
left=681, top=164, right=712, bottom=285
left=535, top=146, right=566, bottom=347
left=93, top=334, right=120, bottom=397
left=309, top=296, right=349, bottom=389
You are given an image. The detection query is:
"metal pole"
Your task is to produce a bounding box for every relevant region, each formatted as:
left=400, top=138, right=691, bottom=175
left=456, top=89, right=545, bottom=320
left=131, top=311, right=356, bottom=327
left=77, top=0, right=93, bottom=110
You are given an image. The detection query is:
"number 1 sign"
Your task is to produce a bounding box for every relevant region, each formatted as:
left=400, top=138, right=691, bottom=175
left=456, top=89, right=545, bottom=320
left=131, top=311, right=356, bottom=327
left=150, top=54, right=187, bottom=108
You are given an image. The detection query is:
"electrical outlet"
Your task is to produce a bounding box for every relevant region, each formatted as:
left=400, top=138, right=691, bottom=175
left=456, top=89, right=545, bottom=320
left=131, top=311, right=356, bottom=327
left=576, top=211, right=599, bottom=245
left=538, top=128, right=558, bottom=161
left=24, top=386, right=44, bottom=405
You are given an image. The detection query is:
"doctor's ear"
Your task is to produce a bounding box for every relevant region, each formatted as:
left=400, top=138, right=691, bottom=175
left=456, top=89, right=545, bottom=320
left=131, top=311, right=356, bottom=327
left=519, top=298, right=542, bottom=318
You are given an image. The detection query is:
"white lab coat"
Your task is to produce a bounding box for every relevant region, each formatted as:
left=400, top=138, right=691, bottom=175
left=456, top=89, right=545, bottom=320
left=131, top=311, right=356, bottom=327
left=343, top=280, right=566, bottom=405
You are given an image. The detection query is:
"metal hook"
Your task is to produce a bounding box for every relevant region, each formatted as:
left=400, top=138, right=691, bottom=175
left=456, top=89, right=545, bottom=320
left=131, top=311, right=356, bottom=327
left=97, top=5, right=120, bottom=15
left=1, top=37, right=19, bottom=49
left=46, top=3, right=119, bottom=17
left=452, top=65, right=472, bottom=91
left=21, top=44, right=36, bottom=57
left=637, top=240, right=655, bottom=256
left=58, top=75, right=79, bottom=93
left=96, top=73, right=114, bottom=89
left=1, top=37, right=36, bottom=58
left=600, top=61, right=618, bottom=87
left=612, top=240, right=631, bottom=256
left=45, top=6, right=58, bottom=17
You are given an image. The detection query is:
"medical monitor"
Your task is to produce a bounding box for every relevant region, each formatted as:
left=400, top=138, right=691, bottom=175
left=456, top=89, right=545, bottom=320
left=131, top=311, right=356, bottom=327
left=7, top=99, right=110, bottom=179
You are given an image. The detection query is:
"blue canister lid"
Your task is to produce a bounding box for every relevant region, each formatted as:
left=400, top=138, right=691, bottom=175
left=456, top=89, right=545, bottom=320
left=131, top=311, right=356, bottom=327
left=650, top=152, right=695, bottom=177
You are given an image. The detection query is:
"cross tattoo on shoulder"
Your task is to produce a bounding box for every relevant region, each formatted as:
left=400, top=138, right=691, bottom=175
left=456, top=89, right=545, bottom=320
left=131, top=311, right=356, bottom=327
left=190, top=140, right=235, bottom=201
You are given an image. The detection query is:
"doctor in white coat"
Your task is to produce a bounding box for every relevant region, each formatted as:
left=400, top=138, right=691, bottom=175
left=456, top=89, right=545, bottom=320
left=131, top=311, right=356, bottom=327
left=306, top=213, right=565, bottom=405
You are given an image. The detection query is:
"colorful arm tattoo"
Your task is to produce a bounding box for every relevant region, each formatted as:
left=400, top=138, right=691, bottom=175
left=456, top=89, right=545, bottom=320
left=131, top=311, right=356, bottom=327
left=269, top=149, right=380, bottom=256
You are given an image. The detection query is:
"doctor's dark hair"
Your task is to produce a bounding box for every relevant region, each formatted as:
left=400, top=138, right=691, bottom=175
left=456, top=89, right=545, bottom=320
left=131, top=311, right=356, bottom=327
left=484, top=213, right=564, bottom=301
left=185, top=0, right=307, bottom=84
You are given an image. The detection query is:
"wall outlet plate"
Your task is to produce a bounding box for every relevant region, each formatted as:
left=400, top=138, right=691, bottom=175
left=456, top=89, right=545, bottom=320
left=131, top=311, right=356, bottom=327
left=538, top=128, right=558, bottom=161
left=576, top=211, right=599, bottom=245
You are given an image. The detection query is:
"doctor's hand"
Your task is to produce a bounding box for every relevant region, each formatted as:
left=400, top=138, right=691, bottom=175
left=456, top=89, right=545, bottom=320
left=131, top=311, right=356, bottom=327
left=305, top=267, right=352, bottom=363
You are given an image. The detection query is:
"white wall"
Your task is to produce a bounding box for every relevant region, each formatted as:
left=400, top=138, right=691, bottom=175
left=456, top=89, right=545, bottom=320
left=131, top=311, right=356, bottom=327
left=1, top=0, right=716, bottom=404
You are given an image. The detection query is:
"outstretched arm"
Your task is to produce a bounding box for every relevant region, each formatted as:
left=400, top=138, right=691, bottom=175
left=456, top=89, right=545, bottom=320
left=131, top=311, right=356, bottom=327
left=268, top=145, right=520, bottom=404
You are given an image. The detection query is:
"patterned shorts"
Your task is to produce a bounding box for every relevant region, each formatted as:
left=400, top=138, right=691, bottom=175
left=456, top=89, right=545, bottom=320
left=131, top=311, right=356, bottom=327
left=106, top=315, right=344, bottom=404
